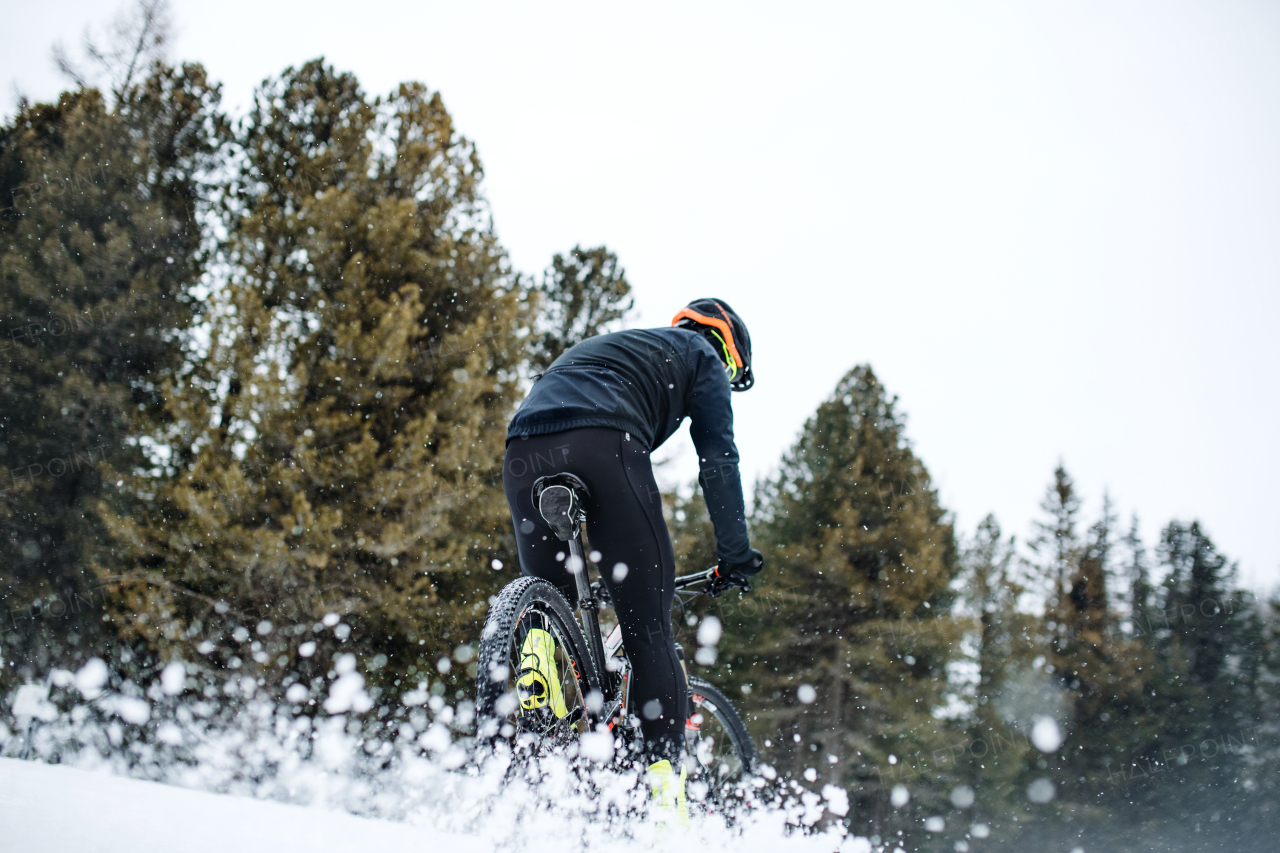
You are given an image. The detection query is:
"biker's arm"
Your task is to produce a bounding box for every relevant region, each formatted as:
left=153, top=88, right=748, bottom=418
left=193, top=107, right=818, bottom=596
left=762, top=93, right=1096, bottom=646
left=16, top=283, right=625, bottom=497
left=685, top=342, right=752, bottom=567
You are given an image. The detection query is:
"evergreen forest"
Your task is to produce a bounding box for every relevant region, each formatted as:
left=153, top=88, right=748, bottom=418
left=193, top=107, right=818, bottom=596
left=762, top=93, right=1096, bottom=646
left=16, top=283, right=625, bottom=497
left=2, top=29, right=1277, bottom=853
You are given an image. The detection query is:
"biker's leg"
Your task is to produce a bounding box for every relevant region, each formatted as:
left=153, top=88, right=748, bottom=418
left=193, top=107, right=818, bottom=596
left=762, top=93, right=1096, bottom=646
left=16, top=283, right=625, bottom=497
left=580, top=431, right=686, bottom=766
left=503, top=434, right=578, bottom=602
left=502, top=434, right=590, bottom=719
left=503, top=428, right=687, bottom=764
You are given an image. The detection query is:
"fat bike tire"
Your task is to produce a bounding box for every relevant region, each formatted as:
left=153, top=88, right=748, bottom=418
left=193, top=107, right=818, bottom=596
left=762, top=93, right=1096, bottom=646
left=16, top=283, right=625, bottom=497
left=475, top=576, right=601, bottom=746
left=687, top=675, right=758, bottom=781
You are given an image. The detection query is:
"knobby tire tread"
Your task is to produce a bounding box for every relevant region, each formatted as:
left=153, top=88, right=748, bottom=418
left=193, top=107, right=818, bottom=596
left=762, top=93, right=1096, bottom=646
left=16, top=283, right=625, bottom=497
left=475, top=576, right=601, bottom=735
left=688, top=675, right=758, bottom=774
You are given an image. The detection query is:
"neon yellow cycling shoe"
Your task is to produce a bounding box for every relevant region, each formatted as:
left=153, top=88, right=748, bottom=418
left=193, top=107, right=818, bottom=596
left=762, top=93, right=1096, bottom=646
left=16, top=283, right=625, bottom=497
left=516, top=627, right=568, bottom=719
left=647, top=759, right=690, bottom=829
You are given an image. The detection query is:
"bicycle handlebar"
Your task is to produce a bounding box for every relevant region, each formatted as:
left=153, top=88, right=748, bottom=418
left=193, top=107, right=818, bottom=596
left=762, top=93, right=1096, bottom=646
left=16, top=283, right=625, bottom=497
left=673, top=566, right=719, bottom=590
left=592, top=566, right=723, bottom=611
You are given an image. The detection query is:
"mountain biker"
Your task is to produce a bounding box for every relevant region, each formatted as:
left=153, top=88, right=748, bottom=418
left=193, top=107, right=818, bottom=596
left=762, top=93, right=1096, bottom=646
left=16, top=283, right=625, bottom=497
left=502, top=298, right=764, bottom=818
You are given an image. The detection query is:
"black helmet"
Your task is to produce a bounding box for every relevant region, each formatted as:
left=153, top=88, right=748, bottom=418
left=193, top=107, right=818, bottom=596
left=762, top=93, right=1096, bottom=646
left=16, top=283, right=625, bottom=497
left=671, top=298, right=754, bottom=391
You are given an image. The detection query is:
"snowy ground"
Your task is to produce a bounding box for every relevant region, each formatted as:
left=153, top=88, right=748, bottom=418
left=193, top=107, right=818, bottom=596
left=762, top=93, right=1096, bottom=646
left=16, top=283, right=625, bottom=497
left=0, top=756, right=863, bottom=853
left=0, top=666, right=867, bottom=853
left=0, top=757, right=445, bottom=853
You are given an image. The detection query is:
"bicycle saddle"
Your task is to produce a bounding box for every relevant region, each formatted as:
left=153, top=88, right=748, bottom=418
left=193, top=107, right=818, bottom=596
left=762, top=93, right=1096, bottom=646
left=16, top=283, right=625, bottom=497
left=531, top=472, right=591, bottom=541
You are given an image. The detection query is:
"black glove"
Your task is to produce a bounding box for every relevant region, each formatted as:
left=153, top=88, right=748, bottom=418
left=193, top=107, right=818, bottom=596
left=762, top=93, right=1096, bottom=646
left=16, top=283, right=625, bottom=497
left=706, top=548, right=764, bottom=598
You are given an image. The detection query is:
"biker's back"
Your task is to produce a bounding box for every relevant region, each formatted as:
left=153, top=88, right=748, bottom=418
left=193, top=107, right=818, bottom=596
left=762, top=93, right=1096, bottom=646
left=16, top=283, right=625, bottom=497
left=508, top=326, right=727, bottom=453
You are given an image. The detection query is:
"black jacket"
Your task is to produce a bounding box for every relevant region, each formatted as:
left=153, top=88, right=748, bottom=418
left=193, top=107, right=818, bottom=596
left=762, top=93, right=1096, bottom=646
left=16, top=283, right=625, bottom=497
left=507, top=327, right=750, bottom=564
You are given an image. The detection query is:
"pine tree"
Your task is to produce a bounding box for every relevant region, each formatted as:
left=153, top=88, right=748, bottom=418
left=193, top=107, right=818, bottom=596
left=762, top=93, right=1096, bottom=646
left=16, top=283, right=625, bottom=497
left=1248, top=597, right=1280, bottom=838
left=1104, top=521, right=1270, bottom=845
left=0, top=63, right=225, bottom=685
left=1052, top=496, right=1115, bottom=750
left=1124, top=515, right=1152, bottom=633
left=1047, top=497, right=1148, bottom=801
left=528, top=245, right=632, bottom=372
left=715, top=365, right=960, bottom=839
left=1152, top=523, right=1260, bottom=740
left=1015, top=479, right=1152, bottom=848
left=1029, top=465, right=1083, bottom=652
left=958, top=516, right=1035, bottom=843
left=97, top=61, right=527, bottom=704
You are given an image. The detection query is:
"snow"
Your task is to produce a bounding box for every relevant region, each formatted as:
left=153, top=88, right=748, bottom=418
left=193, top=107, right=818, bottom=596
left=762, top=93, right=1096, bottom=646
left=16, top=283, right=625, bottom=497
left=1030, top=716, right=1063, bottom=753
left=103, top=694, right=151, bottom=725
left=579, top=730, right=615, bottom=762
left=10, top=684, right=57, bottom=722
left=0, top=731, right=869, bottom=853
left=822, top=783, right=850, bottom=817
left=949, top=785, right=975, bottom=808
left=322, top=655, right=372, bottom=714
left=0, top=757, right=450, bottom=853
left=418, top=723, right=451, bottom=753
left=161, top=661, right=187, bottom=696
left=0, top=678, right=875, bottom=853
left=1026, top=777, right=1056, bottom=804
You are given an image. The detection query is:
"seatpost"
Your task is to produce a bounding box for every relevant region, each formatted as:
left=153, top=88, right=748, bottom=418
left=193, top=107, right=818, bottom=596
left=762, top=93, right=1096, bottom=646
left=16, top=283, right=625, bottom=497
left=567, top=532, right=610, bottom=696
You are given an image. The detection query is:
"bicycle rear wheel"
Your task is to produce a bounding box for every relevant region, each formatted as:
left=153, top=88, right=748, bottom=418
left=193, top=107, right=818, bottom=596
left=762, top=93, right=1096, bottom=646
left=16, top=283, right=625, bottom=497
left=475, top=576, right=601, bottom=748
left=686, top=676, right=758, bottom=799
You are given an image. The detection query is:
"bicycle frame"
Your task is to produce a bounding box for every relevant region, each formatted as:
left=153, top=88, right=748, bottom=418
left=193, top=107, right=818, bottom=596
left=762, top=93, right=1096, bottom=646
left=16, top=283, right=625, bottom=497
left=562, top=534, right=614, bottom=698
left=533, top=471, right=727, bottom=732
left=563, top=526, right=722, bottom=726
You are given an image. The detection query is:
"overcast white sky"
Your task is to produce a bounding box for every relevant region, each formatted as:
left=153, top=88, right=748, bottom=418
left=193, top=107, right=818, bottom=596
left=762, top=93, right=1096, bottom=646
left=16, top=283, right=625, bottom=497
left=5, top=0, right=1279, bottom=590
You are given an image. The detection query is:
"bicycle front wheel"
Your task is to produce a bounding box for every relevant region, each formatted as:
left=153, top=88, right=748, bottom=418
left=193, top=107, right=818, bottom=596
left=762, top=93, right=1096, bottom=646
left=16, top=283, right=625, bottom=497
left=686, top=675, right=758, bottom=794
left=475, top=576, right=601, bottom=748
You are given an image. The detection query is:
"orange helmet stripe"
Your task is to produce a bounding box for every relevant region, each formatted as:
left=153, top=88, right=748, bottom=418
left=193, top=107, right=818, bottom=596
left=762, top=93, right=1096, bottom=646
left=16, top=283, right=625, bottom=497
left=671, top=305, right=744, bottom=376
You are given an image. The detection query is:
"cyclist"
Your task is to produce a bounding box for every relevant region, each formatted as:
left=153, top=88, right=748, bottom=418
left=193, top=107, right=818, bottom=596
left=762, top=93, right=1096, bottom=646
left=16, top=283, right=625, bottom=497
left=502, top=298, right=764, bottom=818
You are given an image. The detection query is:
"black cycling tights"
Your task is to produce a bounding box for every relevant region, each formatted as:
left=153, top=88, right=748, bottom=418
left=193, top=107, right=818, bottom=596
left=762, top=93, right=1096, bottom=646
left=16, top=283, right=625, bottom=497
left=503, top=427, right=685, bottom=764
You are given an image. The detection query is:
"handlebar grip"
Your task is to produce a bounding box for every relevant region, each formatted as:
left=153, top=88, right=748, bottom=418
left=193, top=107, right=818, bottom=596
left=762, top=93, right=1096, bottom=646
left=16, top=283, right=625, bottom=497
left=705, top=564, right=749, bottom=598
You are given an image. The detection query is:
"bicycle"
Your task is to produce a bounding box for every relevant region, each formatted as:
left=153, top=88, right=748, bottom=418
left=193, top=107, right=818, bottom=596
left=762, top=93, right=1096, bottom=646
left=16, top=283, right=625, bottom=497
left=475, top=471, right=758, bottom=801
